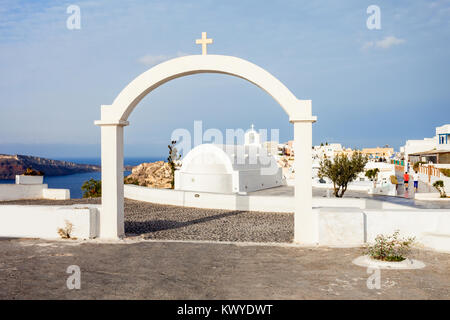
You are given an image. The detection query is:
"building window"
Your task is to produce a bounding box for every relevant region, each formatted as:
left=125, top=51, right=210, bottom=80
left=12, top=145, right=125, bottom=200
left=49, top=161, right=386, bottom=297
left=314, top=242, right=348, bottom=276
left=439, top=134, right=449, bottom=144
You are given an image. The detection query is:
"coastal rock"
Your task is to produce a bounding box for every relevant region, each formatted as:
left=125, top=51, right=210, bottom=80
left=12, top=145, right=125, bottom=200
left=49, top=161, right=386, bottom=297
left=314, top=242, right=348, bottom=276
left=0, top=154, right=100, bottom=180
left=124, top=161, right=172, bottom=188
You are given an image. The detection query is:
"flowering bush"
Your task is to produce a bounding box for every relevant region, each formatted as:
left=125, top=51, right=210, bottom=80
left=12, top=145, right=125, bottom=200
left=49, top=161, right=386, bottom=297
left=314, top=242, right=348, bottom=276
left=366, top=230, right=415, bottom=262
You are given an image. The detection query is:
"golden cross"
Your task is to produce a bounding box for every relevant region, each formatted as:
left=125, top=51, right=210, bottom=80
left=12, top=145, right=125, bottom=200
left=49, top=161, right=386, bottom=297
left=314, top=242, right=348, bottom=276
left=196, top=32, right=213, bottom=55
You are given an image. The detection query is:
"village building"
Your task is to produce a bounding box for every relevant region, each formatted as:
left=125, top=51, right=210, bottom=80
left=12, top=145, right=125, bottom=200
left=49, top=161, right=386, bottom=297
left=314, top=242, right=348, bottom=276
left=361, top=147, right=394, bottom=160
left=403, top=124, right=450, bottom=165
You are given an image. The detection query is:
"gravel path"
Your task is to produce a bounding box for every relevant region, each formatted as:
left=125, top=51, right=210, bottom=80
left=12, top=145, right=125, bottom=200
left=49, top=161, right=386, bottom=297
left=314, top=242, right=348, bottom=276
left=0, top=198, right=293, bottom=243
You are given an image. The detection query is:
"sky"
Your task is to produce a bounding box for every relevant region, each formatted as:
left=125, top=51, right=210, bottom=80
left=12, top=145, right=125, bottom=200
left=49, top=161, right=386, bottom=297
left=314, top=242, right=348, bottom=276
left=0, top=0, right=449, bottom=158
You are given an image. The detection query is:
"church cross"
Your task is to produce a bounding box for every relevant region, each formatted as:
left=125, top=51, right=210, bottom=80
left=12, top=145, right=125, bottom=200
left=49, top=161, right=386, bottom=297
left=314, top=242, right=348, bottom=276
left=196, top=32, right=213, bottom=55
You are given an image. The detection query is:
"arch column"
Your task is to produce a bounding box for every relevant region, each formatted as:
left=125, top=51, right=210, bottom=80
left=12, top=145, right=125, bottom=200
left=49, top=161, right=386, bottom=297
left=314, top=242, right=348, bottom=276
left=290, top=102, right=317, bottom=244
left=95, top=119, right=129, bottom=239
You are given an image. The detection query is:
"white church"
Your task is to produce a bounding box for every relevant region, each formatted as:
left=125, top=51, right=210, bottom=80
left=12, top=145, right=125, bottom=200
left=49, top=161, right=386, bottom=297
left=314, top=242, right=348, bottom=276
left=175, top=125, right=284, bottom=194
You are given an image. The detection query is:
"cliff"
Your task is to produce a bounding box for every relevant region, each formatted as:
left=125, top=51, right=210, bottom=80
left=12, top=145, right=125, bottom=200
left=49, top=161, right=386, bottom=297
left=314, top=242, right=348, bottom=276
left=124, top=161, right=172, bottom=188
left=0, top=154, right=101, bottom=179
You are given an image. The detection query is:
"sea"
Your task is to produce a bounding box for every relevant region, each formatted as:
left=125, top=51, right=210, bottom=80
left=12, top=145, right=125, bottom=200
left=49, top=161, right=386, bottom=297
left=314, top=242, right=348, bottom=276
left=0, top=157, right=164, bottom=199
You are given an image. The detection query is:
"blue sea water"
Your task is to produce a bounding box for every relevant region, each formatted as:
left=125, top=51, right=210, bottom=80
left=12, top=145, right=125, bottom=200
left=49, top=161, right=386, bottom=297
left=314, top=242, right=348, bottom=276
left=0, top=157, right=164, bottom=199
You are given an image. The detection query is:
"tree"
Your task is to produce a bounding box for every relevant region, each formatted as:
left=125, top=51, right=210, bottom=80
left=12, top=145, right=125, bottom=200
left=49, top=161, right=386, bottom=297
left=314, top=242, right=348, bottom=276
left=167, top=140, right=181, bottom=189
left=365, top=168, right=380, bottom=188
left=81, top=178, right=101, bottom=198
left=318, top=152, right=368, bottom=197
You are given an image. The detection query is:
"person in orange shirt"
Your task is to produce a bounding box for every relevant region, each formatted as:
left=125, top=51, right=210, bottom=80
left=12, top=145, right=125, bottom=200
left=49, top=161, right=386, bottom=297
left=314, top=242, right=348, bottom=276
left=403, top=171, right=410, bottom=191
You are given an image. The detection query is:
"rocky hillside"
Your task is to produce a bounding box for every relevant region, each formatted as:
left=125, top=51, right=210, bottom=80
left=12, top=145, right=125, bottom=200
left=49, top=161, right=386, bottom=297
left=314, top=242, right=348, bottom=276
left=124, top=161, right=172, bottom=188
left=0, top=154, right=100, bottom=179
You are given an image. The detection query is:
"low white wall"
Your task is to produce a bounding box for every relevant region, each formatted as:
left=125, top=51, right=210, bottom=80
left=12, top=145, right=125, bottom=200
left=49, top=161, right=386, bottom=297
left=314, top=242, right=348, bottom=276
left=0, top=184, right=48, bottom=201
left=415, top=192, right=450, bottom=201
left=316, top=207, right=450, bottom=252
left=125, top=184, right=292, bottom=212
left=312, top=180, right=371, bottom=192
left=318, top=208, right=365, bottom=246
left=0, top=183, right=70, bottom=201
left=124, top=184, right=415, bottom=212
left=43, top=188, right=71, bottom=200
left=0, top=205, right=99, bottom=239
left=364, top=209, right=450, bottom=252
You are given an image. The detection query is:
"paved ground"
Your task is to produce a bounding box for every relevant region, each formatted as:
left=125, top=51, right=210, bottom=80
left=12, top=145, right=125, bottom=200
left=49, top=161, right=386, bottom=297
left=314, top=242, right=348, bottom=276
left=0, top=198, right=293, bottom=242
left=0, top=238, right=448, bottom=299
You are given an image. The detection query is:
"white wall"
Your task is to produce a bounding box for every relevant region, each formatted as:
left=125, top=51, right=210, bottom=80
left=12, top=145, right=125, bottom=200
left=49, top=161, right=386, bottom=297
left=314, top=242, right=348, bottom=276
left=317, top=207, right=450, bottom=252
left=0, top=184, right=70, bottom=201
left=236, top=169, right=284, bottom=193
left=0, top=205, right=99, bottom=239
left=125, top=184, right=415, bottom=212
left=42, top=188, right=71, bottom=200
left=0, top=184, right=48, bottom=201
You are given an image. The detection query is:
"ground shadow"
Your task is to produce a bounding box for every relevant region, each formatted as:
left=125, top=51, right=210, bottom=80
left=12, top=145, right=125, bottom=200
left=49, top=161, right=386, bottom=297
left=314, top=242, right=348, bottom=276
left=125, top=210, right=246, bottom=236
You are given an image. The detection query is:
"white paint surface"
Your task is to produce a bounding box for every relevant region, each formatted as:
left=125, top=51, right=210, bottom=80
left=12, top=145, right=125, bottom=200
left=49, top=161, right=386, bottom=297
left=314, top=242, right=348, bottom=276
left=42, top=188, right=71, bottom=200
left=0, top=205, right=99, bottom=239
left=0, top=184, right=70, bottom=201
left=96, top=54, right=317, bottom=241
left=0, top=184, right=48, bottom=201
left=15, top=175, right=44, bottom=185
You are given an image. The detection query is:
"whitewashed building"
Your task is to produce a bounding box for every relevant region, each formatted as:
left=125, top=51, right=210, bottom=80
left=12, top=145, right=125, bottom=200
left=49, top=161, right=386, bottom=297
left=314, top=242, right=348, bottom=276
left=403, top=124, right=450, bottom=164
left=312, top=143, right=343, bottom=160
left=175, top=126, right=284, bottom=194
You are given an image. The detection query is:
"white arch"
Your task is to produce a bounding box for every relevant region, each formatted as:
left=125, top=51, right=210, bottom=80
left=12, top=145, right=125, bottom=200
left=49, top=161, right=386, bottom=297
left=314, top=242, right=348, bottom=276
left=95, top=54, right=317, bottom=244
left=97, top=55, right=313, bottom=124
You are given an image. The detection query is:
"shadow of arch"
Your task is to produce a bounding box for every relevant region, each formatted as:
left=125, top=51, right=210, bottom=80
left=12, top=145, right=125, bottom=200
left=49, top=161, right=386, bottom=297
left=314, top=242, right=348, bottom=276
left=125, top=210, right=245, bottom=236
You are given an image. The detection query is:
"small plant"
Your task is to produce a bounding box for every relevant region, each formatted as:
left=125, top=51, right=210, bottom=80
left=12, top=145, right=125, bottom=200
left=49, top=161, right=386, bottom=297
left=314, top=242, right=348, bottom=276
left=366, top=230, right=415, bottom=262
left=23, top=167, right=44, bottom=176
left=167, top=140, right=181, bottom=189
left=57, top=221, right=73, bottom=239
left=81, top=178, right=101, bottom=198
left=433, top=180, right=447, bottom=198
left=439, top=168, right=450, bottom=178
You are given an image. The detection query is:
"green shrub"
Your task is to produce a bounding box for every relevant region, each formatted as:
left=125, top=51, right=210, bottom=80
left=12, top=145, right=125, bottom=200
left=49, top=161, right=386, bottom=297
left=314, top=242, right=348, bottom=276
left=81, top=178, right=101, bottom=198
left=433, top=180, right=447, bottom=198
left=440, top=168, right=450, bottom=178
left=366, top=230, right=415, bottom=262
